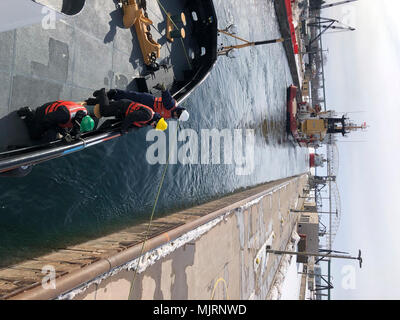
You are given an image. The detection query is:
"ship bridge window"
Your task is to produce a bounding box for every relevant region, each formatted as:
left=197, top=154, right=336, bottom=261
left=201, top=47, right=206, bottom=56
left=34, top=0, right=86, bottom=16
left=191, top=11, right=198, bottom=21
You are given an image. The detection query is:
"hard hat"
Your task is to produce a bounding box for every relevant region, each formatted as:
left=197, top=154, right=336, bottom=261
left=179, top=110, right=189, bottom=121
left=155, top=117, right=168, bottom=131
left=80, top=115, right=95, bottom=132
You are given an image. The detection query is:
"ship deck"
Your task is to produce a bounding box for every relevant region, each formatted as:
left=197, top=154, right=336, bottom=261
left=0, top=0, right=201, bottom=151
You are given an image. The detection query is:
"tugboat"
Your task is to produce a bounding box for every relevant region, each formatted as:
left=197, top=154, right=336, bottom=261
left=287, top=85, right=366, bottom=148
left=0, top=0, right=218, bottom=176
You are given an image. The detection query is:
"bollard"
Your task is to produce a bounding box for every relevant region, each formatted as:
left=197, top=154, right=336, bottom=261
left=170, top=28, right=185, bottom=39
left=170, top=12, right=186, bottom=26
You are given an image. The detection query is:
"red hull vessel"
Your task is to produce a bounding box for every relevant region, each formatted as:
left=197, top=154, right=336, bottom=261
left=286, top=84, right=306, bottom=147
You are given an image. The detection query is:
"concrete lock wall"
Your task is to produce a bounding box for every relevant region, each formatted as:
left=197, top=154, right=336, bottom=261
left=71, top=174, right=308, bottom=300
left=1, top=174, right=308, bottom=300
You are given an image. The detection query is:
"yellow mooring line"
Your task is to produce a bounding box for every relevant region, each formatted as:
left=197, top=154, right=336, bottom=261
left=211, top=277, right=230, bottom=300
left=128, top=120, right=180, bottom=300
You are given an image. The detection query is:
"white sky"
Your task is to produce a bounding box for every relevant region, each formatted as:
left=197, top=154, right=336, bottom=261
left=321, top=0, right=400, bottom=299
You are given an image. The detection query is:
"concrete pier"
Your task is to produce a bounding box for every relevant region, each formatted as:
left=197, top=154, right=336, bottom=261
left=1, top=173, right=308, bottom=300
left=77, top=174, right=308, bottom=300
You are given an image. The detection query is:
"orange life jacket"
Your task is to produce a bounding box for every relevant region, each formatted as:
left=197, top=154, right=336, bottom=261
left=45, top=101, right=88, bottom=128
left=125, top=102, right=155, bottom=127
left=153, top=97, right=176, bottom=119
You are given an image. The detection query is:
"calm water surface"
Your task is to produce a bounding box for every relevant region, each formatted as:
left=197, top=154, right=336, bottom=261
left=0, top=0, right=308, bottom=267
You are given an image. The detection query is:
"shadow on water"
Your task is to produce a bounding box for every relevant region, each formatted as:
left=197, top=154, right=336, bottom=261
left=258, top=118, right=290, bottom=146
left=238, top=114, right=292, bottom=147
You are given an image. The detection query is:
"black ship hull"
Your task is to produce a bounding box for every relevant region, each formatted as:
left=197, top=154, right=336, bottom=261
left=0, top=0, right=218, bottom=176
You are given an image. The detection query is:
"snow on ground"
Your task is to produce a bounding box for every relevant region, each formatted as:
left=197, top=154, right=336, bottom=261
left=268, top=231, right=301, bottom=300
left=280, top=259, right=303, bottom=300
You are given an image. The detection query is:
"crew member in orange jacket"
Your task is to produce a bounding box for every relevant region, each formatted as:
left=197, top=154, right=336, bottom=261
left=17, top=101, right=95, bottom=141
left=105, top=83, right=189, bottom=121
left=92, top=88, right=167, bottom=134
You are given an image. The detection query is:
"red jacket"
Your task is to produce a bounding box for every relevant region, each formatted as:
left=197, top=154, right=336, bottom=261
left=153, top=97, right=176, bottom=119
left=45, top=101, right=87, bottom=128
left=125, top=102, right=155, bottom=127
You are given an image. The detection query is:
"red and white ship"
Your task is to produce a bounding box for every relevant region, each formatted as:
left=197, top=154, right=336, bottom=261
left=286, top=85, right=367, bottom=148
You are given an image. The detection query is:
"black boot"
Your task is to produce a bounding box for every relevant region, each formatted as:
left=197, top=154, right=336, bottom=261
left=17, top=106, right=34, bottom=120
left=93, top=88, right=106, bottom=97
left=85, top=97, right=99, bottom=105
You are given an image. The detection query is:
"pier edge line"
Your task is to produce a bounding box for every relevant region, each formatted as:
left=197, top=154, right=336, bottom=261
left=7, top=173, right=308, bottom=300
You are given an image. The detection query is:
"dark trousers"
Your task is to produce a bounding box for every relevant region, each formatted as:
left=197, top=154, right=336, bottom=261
left=113, top=89, right=155, bottom=107
left=100, top=101, right=129, bottom=118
